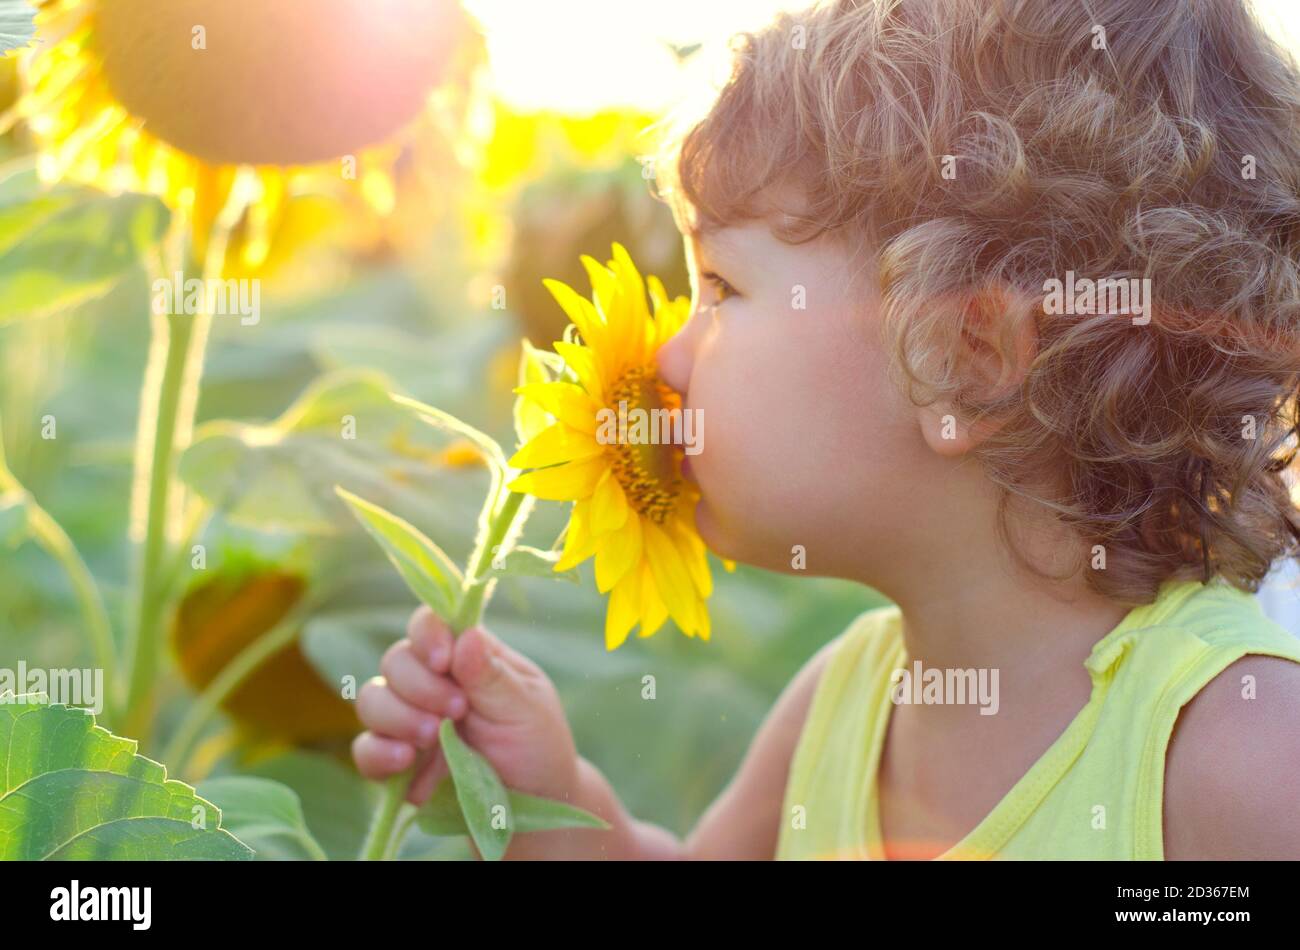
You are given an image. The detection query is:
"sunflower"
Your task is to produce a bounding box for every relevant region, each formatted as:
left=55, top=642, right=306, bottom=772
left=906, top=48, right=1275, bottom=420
left=508, top=244, right=716, bottom=650
left=11, top=0, right=478, bottom=274
left=5, top=0, right=481, bottom=741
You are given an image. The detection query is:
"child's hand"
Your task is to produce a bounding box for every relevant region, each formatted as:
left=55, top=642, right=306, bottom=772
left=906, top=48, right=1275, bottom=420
left=351, top=606, right=580, bottom=806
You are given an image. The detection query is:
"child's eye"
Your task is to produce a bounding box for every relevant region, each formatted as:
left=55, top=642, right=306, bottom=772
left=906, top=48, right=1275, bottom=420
left=702, top=271, right=739, bottom=304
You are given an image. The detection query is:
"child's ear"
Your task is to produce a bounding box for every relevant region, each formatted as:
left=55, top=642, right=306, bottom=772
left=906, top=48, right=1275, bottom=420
left=917, top=284, right=1039, bottom=458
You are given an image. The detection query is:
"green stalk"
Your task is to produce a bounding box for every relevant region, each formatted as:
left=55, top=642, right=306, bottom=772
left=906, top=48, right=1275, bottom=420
left=24, top=504, right=121, bottom=722
left=453, top=489, right=528, bottom=631
left=121, top=208, right=235, bottom=742
left=358, top=488, right=529, bottom=860
left=121, top=301, right=210, bottom=741
left=0, top=428, right=119, bottom=724
left=160, top=596, right=317, bottom=775
left=360, top=774, right=412, bottom=861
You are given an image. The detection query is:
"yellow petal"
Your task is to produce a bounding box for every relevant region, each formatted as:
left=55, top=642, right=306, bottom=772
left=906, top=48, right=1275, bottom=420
left=643, top=521, right=699, bottom=635
left=610, top=242, right=649, bottom=321
left=654, top=296, right=691, bottom=346
left=589, top=468, right=629, bottom=535
left=646, top=274, right=669, bottom=313
left=694, top=599, right=712, bottom=641
left=191, top=165, right=237, bottom=267
left=556, top=498, right=598, bottom=571
left=554, top=340, right=604, bottom=403
left=603, top=249, right=642, bottom=353
left=637, top=563, right=669, bottom=638
left=543, top=278, right=605, bottom=350
left=507, top=455, right=607, bottom=501
left=583, top=254, right=641, bottom=370
left=605, top=566, right=642, bottom=651
left=513, top=381, right=599, bottom=434
left=595, top=512, right=641, bottom=593
left=508, top=423, right=602, bottom=469
left=668, top=515, right=712, bottom=599
left=580, top=255, right=619, bottom=319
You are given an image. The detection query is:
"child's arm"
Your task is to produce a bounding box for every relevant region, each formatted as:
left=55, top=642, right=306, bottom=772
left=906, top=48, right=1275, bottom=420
left=509, top=631, right=840, bottom=860
left=1163, top=654, right=1300, bottom=859
left=352, top=607, right=839, bottom=860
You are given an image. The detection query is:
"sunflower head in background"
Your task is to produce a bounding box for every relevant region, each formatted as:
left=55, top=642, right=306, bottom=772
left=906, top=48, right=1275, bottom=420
left=509, top=244, right=720, bottom=650
left=15, top=0, right=480, bottom=274
left=170, top=564, right=359, bottom=746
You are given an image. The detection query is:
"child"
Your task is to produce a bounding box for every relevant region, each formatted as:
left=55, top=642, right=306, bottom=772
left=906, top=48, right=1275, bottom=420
left=353, top=0, right=1300, bottom=859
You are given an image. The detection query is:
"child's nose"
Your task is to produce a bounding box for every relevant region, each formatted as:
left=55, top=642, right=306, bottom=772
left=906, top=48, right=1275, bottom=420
left=655, top=318, right=695, bottom=397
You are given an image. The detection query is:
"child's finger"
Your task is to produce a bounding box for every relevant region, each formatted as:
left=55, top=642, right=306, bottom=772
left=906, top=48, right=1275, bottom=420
left=356, top=676, right=443, bottom=748
left=379, top=640, right=469, bottom=719
left=352, top=731, right=417, bottom=779
left=406, top=747, right=450, bottom=805
left=406, top=605, right=454, bottom=674
left=450, top=625, right=530, bottom=722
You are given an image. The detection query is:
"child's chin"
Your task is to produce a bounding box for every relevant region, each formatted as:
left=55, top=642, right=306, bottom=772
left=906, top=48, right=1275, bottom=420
left=691, top=498, right=729, bottom=555
left=692, top=501, right=766, bottom=571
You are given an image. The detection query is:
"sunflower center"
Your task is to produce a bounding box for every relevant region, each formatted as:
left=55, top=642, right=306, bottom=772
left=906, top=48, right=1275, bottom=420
left=93, top=0, right=464, bottom=165
left=606, top=368, right=681, bottom=524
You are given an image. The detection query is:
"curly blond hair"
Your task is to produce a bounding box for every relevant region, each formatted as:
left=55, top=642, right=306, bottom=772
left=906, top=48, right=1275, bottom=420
left=657, top=0, right=1300, bottom=604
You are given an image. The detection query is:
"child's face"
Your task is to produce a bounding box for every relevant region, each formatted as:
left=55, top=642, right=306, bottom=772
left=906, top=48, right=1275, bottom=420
left=656, top=218, right=942, bottom=580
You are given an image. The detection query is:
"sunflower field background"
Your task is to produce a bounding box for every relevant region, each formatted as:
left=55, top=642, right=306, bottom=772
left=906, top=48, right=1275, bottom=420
left=0, top=0, right=886, bottom=860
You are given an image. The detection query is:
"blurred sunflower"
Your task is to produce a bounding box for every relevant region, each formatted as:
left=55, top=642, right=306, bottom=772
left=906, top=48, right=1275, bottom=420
left=170, top=567, right=359, bottom=746
left=4, top=0, right=484, bottom=741
left=12, top=0, right=479, bottom=274
left=508, top=244, right=715, bottom=650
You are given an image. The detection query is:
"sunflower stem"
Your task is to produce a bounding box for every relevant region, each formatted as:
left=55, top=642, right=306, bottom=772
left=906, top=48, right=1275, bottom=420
left=0, top=420, right=120, bottom=725
left=121, top=229, right=216, bottom=744
left=359, top=486, right=530, bottom=860
left=160, top=595, right=317, bottom=776
left=453, top=488, right=528, bottom=631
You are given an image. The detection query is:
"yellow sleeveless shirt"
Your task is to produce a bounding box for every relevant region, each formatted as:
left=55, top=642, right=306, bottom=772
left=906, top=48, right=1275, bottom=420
left=775, top=577, right=1300, bottom=860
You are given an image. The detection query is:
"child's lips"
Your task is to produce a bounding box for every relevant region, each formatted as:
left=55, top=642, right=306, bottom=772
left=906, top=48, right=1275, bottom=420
left=680, top=454, right=694, bottom=483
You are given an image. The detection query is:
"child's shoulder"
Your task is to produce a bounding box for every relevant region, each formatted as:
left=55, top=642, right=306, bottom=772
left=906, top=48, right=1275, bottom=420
left=764, top=603, right=900, bottom=752
left=1141, top=579, right=1300, bottom=858
left=1162, top=651, right=1300, bottom=858
left=1104, top=577, right=1300, bottom=679
left=789, top=603, right=903, bottom=730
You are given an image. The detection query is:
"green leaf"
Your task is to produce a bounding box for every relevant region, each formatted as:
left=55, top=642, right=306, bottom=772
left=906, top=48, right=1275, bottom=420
left=335, top=487, right=463, bottom=620
left=0, top=694, right=253, bottom=860
left=438, top=718, right=512, bottom=861
left=387, top=395, right=504, bottom=473
left=493, top=544, right=579, bottom=584
left=0, top=191, right=170, bottom=320
left=416, top=777, right=609, bottom=838
left=179, top=369, right=476, bottom=534
left=414, top=775, right=471, bottom=837
left=0, top=0, right=35, bottom=54
left=391, top=393, right=508, bottom=476
left=197, top=776, right=327, bottom=861
left=0, top=488, right=29, bottom=548
left=311, top=317, right=513, bottom=413
left=390, top=392, right=508, bottom=533
left=243, top=750, right=378, bottom=861
left=510, top=792, right=610, bottom=834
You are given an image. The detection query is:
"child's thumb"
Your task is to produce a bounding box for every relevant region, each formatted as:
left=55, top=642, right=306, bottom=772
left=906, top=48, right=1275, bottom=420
left=450, top=626, right=526, bottom=719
